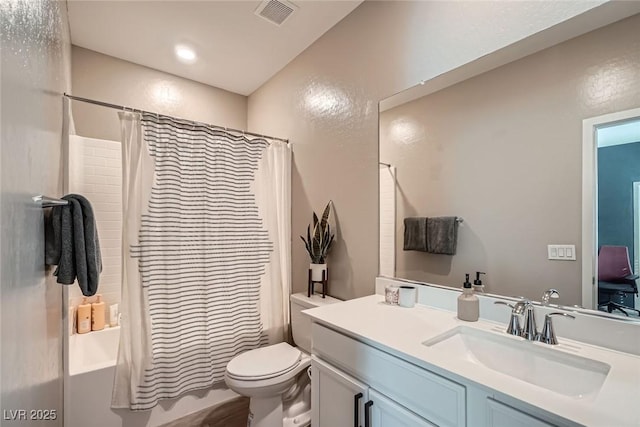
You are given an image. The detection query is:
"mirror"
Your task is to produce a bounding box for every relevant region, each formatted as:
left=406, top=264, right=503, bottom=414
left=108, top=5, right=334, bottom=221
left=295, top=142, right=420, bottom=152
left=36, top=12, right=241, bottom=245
left=378, top=12, right=640, bottom=319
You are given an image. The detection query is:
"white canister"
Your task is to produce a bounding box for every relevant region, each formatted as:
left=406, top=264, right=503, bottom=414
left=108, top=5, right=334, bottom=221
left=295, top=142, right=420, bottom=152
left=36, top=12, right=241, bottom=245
left=398, top=286, right=416, bottom=308
left=384, top=285, right=399, bottom=305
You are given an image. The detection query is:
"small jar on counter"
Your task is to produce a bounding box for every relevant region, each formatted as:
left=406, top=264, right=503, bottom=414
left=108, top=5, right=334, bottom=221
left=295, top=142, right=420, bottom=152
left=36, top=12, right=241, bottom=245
left=384, top=285, right=400, bottom=305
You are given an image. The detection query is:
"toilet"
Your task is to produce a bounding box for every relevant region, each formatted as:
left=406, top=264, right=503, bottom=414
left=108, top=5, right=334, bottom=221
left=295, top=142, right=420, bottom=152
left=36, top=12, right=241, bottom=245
left=225, top=292, right=340, bottom=427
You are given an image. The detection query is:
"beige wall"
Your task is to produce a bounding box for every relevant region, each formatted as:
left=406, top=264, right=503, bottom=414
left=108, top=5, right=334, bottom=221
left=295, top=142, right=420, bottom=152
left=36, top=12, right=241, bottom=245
left=247, top=0, right=611, bottom=300
left=71, top=46, right=247, bottom=142
left=380, top=14, right=640, bottom=305
left=1, top=0, right=71, bottom=423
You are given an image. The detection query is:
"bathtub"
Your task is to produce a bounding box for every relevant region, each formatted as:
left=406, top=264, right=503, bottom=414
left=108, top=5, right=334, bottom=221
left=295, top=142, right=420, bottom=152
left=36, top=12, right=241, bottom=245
left=64, top=326, right=238, bottom=427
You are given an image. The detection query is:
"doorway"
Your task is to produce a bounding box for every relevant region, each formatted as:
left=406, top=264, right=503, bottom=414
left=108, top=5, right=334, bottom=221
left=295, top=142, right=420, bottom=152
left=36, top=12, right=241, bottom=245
left=582, top=108, right=640, bottom=314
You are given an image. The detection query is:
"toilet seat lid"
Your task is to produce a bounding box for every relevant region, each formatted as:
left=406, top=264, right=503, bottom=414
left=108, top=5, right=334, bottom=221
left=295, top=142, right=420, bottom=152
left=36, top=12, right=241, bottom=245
left=226, top=342, right=301, bottom=380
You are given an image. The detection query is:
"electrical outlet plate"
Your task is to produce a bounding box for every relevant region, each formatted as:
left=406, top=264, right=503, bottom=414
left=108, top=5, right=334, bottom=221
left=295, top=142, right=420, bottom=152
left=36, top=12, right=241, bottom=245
left=548, top=244, right=576, bottom=261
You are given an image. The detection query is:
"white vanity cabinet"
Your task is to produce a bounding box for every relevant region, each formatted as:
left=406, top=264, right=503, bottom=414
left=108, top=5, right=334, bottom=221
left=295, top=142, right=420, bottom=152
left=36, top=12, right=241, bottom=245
left=485, top=399, right=557, bottom=427
left=311, top=357, right=436, bottom=427
left=311, top=323, right=465, bottom=427
left=311, top=358, right=434, bottom=427
left=369, top=389, right=437, bottom=427
left=311, top=322, right=581, bottom=427
left=311, top=357, right=368, bottom=427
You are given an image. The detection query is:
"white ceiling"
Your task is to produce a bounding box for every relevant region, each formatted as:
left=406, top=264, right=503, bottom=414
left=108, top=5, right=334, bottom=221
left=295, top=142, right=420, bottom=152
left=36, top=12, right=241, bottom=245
left=67, top=0, right=362, bottom=96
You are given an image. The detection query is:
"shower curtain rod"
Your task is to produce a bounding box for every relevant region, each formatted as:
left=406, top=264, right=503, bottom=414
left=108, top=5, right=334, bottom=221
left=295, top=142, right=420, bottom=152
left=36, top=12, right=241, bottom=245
left=64, top=93, right=289, bottom=144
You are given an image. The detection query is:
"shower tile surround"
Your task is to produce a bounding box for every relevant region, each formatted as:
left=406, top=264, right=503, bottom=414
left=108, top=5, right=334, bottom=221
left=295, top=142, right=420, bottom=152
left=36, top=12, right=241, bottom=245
left=68, top=136, right=123, bottom=322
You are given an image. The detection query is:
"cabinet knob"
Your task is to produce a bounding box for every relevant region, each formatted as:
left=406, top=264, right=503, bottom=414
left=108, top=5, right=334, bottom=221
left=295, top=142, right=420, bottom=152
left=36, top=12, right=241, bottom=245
left=354, top=393, right=363, bottom=427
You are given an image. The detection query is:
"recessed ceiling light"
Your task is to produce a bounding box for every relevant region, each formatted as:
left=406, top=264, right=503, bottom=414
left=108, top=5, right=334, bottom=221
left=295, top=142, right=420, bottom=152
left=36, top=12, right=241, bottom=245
left=175, top=45, right=196, bottom=63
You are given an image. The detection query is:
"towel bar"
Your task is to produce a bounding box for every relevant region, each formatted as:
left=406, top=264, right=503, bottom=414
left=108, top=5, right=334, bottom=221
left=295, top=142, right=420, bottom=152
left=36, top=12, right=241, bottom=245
left=33, top=195, right=68, bottom=208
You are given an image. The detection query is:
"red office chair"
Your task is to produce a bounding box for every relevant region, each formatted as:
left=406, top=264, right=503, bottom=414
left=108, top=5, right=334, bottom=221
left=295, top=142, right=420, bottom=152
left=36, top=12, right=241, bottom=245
left=597, top=245, right=639, bottom=316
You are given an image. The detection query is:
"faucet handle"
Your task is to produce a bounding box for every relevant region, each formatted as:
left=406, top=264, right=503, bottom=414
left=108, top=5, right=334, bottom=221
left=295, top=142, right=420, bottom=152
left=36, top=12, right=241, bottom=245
left=511, top=298, right=531, bottom=315
left=542, top=289, right=560, bottom=306
left=493, top=301, right=514, bottom=309
left=536, top=312, right=575, bottom=345
left=493, top=301, right=522, bottom=336
left=547, top=312, right=575, bottom=319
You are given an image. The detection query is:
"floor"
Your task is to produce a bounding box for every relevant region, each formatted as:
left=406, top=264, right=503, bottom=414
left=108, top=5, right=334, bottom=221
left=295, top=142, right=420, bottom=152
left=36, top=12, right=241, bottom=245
left=158, top=396, right=250, bottom=427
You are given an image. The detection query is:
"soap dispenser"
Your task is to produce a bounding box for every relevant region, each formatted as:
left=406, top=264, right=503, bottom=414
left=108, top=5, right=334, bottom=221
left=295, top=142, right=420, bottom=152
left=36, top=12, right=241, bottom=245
left=457, top=274, right=479, bottom=322
left=473, top=271, right=486, bottom=293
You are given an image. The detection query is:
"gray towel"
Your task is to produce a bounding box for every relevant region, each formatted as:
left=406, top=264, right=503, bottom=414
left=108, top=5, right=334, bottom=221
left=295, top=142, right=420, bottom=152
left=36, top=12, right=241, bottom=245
left=45, top=194, right=102, bottom=296
left=44, top=208, right=61, bottom=265
left=403, top=217, right=428, bottom=251
left=427, top=216, right=459, bottom=255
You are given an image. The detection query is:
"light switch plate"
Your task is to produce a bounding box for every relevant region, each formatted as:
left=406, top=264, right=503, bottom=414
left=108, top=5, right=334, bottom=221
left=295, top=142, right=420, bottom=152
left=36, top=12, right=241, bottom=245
left=548, top=244, right=576, bottom=261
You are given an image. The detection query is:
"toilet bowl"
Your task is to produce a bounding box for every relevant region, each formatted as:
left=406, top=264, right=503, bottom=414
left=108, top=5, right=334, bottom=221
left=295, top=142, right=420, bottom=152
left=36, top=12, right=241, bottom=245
left=225, top=292, right=340, bottom=427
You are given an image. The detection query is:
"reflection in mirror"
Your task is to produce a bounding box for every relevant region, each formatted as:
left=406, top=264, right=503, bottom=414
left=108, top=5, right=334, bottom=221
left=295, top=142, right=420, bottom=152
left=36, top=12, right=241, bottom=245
left=595, top=118, right=640, bottom=316
left=378, top=13, right=640, bottom=319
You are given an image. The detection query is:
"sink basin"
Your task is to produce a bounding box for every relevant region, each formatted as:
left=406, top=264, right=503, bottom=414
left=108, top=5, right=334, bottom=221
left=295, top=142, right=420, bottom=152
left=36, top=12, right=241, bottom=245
left=423, top=326, right=610, bottom=398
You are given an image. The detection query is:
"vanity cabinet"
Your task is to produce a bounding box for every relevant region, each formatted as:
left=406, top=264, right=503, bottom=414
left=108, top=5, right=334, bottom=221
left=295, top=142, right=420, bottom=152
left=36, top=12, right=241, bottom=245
left=311, top=357, right=436, bottom=427
left=311, top=322, right=580, bottom=427
left=311, top=323, right=465, bottom=427
left=485, top=399, right=556, bottom=427
left=311, top=357, right=368, bottom=427
left=369, top=389, right=436, bottom=427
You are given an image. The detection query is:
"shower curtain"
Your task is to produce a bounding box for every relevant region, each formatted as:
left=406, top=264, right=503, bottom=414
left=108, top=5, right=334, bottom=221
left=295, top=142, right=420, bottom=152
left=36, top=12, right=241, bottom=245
left=112, top=112, right=291, bottom=410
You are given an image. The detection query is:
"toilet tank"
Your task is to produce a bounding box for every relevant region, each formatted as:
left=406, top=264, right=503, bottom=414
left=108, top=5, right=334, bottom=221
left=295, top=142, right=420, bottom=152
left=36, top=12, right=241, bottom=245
left=290, top=292, right=341, bottom=353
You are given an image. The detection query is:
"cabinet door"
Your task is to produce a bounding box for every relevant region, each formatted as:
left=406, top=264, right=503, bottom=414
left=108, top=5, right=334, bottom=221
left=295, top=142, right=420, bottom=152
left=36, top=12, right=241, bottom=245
left=486, top=399, right=556, bottom=427
left=369, top=389, right=436, bottom=427
left=311, top=357, right=368, bottom=427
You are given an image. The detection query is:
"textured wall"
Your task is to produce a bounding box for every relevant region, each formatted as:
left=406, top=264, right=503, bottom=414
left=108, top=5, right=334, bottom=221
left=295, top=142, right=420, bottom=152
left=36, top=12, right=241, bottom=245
left=71, top=46, right=248, bottom=142
left=380, top=14, right=640, bottom=306
left=247, top=0, right=607, bottom=300
left=0, top=0, right=71, bottom=424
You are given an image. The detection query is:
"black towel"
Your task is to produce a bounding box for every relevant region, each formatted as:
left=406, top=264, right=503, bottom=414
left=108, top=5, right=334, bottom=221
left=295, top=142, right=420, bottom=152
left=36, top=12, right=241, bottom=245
left=403, top=217, right=428, bottom=251
left=45, top=194, right=102, bottom=296
left=426, top=216, right=459, bottom=255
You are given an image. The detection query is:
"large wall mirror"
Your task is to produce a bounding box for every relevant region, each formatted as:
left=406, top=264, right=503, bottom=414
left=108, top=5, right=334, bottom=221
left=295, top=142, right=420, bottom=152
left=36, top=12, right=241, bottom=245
left=378, top=11, right=640, bottom=320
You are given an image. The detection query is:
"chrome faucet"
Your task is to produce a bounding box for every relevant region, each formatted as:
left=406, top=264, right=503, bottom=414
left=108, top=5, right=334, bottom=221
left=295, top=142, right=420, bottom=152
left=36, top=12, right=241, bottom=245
left=496, top=293, right=574, bottom=344
left=536, top=312, right=575, bottom=345
left=520, top=299, right=538, bottom=341
left=495, top=298, right=537, bottom=340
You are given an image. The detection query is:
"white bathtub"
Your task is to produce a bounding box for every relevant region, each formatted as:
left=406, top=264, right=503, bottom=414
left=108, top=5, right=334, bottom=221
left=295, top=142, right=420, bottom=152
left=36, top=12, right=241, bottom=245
left=64, top=326, right=238, bottom=427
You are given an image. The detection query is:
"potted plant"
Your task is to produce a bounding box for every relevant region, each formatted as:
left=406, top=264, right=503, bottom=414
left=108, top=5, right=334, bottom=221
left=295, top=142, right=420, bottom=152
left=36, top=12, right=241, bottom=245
left=300, top=201, right=335, bottom=281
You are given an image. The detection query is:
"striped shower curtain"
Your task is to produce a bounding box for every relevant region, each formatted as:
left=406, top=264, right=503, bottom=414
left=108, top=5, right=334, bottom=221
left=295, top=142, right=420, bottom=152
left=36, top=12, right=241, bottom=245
left=112, top=112, right=291, bottom=410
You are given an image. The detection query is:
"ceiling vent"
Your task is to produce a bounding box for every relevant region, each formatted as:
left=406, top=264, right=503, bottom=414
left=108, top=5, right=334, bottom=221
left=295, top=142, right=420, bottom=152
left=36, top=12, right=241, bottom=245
left=255, top=0, right=297, bottom=26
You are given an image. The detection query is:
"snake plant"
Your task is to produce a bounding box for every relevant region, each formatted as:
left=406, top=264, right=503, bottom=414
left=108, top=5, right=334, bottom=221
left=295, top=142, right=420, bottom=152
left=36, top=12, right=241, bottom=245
left=300, top=201, right=335, bottom=264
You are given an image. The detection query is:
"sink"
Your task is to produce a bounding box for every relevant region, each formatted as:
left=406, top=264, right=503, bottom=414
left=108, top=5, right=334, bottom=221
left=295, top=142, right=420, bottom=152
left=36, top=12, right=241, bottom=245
left=423, top=326, right=610, bottom=398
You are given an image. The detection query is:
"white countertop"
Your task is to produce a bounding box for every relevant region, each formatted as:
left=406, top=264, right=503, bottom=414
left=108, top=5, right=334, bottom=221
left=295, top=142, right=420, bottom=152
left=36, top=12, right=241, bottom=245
left=304, top=295, right=640, bottom=427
